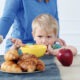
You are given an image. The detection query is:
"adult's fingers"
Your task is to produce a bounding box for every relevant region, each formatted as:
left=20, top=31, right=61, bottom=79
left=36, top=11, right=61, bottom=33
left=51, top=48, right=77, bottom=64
left=0, top=35, right=3, bottom=44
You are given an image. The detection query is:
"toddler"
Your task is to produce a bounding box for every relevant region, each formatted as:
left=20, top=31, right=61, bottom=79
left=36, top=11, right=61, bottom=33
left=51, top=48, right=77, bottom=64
left=10, top=14, right=77, bottom=56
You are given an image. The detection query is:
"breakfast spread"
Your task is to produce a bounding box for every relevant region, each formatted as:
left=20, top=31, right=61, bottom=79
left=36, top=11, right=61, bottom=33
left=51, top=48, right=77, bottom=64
left=0, top=49, right=45, bottom=73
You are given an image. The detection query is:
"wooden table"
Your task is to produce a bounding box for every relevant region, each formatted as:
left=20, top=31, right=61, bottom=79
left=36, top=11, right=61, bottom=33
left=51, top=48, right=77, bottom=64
left=0, top=55, right=80, bottom=80
left=54, top=55, right=80, bottom=80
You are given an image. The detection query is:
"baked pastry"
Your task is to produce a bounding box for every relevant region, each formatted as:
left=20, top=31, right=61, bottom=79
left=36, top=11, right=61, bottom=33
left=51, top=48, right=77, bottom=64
left=1, top=61, right=22, bottom=73
left=2, top=53, right=45, bottom=73
left=17, top=59, right=36, bottom=72
left=36, top=60, right=45, bottom=71
left=17, top=54, right=38, bottom=72
left=17, top=54, right=45, bottom=72
left=19, top=54, right=38, bottom=61
left=4, top=49, right=19, bottom=61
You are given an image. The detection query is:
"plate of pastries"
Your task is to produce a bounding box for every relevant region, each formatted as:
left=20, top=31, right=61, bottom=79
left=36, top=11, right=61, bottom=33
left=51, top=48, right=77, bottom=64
left=0, top=49, right=45, bottom=74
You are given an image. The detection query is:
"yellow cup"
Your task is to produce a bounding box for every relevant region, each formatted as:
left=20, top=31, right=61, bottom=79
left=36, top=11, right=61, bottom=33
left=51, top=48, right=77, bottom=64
left=20, top=44, right=47, bottom=57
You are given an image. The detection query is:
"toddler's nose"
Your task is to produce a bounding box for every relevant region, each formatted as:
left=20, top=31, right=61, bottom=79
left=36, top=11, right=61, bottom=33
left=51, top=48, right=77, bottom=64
left=42, top=38, right=48, bottom=45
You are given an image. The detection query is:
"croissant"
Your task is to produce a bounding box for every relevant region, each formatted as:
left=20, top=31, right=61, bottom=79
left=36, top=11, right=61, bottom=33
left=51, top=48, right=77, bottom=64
left=18, top=54, right=45, bottom=72
left=17, top=58, right=37, bottom=72
left=36, top=60, right=45, bottom=71
left=27, top=64, right=36, bottom=72
left=19, top=54, right=38, bottom=61
left=4, top=49, right=19, bottom=61
left=1, top=61, right=22, bottom=73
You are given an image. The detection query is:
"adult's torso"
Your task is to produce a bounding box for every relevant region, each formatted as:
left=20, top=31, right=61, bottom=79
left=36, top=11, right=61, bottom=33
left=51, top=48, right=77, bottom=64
left=11, top=0, right=58, bottom=43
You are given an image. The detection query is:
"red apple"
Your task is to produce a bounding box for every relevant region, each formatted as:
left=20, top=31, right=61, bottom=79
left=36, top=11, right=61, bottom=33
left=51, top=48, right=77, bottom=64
left=57, top=48, right=73, bottom=66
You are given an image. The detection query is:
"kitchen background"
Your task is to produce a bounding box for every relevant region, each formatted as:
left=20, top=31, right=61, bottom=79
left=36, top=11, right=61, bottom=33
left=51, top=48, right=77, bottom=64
left=0, top=0, right=80, bottom=54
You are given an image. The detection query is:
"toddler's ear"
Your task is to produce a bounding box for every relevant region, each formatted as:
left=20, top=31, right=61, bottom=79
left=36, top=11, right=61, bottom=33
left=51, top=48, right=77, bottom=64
left=32, top=32, right=34, bottom=37
left=32, top=32, right=35, bottom=40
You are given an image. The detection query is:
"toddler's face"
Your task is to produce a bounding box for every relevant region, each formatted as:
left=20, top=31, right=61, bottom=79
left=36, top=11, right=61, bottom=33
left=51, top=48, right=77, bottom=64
left=32, top=27, right=57, bottom=46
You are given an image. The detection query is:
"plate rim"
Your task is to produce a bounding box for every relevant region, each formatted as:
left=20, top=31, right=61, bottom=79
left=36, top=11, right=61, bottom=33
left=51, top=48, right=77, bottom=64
left=0, top=70, right=42, bottom=74
left=0, top=67, right=44, bottom=74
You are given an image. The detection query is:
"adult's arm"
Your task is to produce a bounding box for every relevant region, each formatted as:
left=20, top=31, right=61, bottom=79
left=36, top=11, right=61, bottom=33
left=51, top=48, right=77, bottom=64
left=0, top=0, right=21, bottom=38
left=53, top=0, right=59, bottom=37
left=54, top=0, right=59, bottom=22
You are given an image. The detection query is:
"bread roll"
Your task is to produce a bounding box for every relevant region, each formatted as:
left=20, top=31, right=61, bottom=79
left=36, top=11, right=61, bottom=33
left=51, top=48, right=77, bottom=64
left=1, top=61, right=22, bottom=73
left=19, top=54, right=38, bottom=61
left=36, top=60, right=45, bottom=71
left=17, top=58, right=37, bottom=72
left=4, top=49, right=19, bottom=61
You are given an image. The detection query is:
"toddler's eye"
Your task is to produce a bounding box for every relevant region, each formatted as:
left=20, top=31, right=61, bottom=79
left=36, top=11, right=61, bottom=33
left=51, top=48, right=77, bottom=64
left=37, top=35, right=43, bottom=38
left=47, top=36, right=52, bottom=38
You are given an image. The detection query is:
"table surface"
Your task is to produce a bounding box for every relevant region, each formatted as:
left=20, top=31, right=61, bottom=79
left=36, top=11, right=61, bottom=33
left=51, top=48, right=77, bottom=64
left=0, top=55, right=80, bottom=80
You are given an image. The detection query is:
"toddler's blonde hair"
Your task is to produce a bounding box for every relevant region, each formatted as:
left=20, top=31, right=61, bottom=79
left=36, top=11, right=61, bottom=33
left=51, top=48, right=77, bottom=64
left=32, top=14, right=58, bottom=36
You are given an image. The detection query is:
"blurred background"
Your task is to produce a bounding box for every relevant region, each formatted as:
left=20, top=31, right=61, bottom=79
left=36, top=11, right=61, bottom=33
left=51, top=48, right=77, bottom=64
left=0, top=0, right=80, bottom=54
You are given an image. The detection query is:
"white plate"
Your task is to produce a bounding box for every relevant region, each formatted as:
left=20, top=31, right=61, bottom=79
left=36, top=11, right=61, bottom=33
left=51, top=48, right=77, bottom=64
left=0, top=70, right=42, bottom=74
left=0, top=67, right=43, bottom=74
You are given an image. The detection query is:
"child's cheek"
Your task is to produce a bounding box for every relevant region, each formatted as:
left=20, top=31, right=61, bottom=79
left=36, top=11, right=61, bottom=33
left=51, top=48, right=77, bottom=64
left=49, top=40, right=55, bottom=45
left=36, top=40, right=41, bottom=44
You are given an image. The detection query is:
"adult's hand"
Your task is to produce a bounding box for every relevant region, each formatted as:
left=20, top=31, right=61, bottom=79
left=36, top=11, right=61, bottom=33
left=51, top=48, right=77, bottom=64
left=0, top=35, right=3, bottom=44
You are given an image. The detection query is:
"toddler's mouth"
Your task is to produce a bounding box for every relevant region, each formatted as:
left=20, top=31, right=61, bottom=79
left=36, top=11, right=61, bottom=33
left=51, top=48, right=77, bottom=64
left=45, top=45, right=48, bottom=52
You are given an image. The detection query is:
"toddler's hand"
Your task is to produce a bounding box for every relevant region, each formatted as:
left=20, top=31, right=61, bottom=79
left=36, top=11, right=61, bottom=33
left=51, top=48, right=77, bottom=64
left=56, top=38, right=66, bottom=46
left=45, top=45, right=53, bottom=55
left=47, top=45, right=54, bottom=55
left=45, top=51, right=50, bottom=55
left=47, top=45, right=60, bottom=56
left=10, top=38, right=25, bottom=49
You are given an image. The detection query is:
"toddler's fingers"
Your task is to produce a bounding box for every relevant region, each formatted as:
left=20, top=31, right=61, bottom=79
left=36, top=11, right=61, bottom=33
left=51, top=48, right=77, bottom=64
left=45, top=50, right=50, bottom=55
left=16, top=40, right=25, bottom=47
left=56, top=38, right=66, bottom=46
left=60, top=39, right=66, bottom=46
left=48, top=45, right=52, bottom=49
left=15, top=40, right=25, bottom=48
left=10, top=37, right=16, bottom=43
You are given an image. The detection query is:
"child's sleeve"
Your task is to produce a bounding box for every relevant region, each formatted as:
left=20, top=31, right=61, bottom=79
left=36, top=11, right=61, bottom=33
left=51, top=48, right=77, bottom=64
left=18, top=43, right=34, bottom=55
left=52, top=44, right=61, bottom=49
